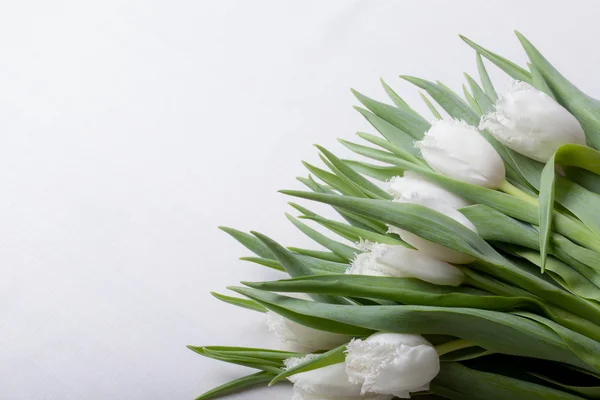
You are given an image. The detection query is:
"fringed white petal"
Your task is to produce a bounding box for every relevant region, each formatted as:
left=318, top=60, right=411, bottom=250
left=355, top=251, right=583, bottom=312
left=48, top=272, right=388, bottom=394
left=388, top=171, right=469, bottom=209
left=416, top=119, right=505, bottom=189
left=266, top=312, right=349, bottom=351
left=345, top=333, right=440, bottom=398
left=480, top=81, right=586, bottom=162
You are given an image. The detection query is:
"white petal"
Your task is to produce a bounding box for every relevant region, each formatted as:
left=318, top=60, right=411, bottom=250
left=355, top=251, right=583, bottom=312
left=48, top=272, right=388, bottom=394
left=287, top=361, right=364, bottom=398
left=347, top=251, right=394, bottom=277
left=373, top=244, right=465, bottom=286
left=348, top=244, right=464, bottom=285
left=388, top=171, right=470, bottom=209
left=345, top=333, right=440, bottom=398
left=416, top=119, right=506, bottom=188
left=480, top=81, right=586, bottom=162
left=266, top=312, right=349, bottom=351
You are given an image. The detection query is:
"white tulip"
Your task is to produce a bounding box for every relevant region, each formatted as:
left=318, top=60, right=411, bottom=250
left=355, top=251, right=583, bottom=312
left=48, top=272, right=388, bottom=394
left=345, top=333, right=440, bottom=399
left=266, top=311, right=350, bottom=351
left=285, top=356, right=392, bottom=400
left=388, top=171, right=469, bottom=209
left=416, top=119, right=506, bottom=189
left=480, top=81, right=586, bottom=162
left=388, top=198, right=477, bottom=264
left=347, top=243, right=465, bottom=286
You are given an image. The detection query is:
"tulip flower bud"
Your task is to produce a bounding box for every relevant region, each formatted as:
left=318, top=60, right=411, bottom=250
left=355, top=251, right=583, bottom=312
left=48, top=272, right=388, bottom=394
left=345, top=333, right=440, bottom=399
left=387, top=198, right=477, bottom=264
left=480, top=81, right=586, bottom=162
left=416, top=119, right=506, bottom=189
left=347, top=243, right=465, bottom=286
left=285, top=356, right=392, bottom=400
left=388, top=171, right=469, bottom=209
left=266, top=311, right=350, bottom=351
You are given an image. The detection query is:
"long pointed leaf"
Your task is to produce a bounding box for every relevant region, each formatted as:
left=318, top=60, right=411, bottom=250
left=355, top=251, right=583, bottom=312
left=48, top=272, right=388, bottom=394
left=194, top=371, right=277, bottom=400
left=476, top=52, right=498, bottom=101
left=460, top=35, right=532, bottom=83
left=351, top=89, right=430, bottom=138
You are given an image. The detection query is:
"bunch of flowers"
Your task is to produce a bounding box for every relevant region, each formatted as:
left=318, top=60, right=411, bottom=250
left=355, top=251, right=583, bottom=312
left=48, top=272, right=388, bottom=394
left=192, top=32, right=600, bottom=400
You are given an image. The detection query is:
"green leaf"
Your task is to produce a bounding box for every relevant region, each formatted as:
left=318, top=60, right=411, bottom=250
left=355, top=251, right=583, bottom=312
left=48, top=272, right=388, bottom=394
left=539, top=144, right=600, bottom=271
left=218, top=226, right=275, bottom=259
left=380, top=78, right=412, bottom=109
left=302, top=161, right=364, bottom=197
left=194, top=371, right=277, bottom=400
left=354, top=107, right=422, bottom=158
left=279, top=190, right=600, bottom=324
left=268, top=344, right=347, bottom=385
left=476, top=52, right=498, bottom=101
left=565, top=167, right=600, bottom=195
left=243, top=274, right=600, bottom=342
left=342, top=160, right=404, bottom=181
left=351, top=89, right=430, bottom=139
left=297, top=175, right=390, bottom=234
left=464, top=72, right=495, bottom=114
left=295, top=254, right=348, bottom=274
left=243, top=275, right=540, bottom=313
left=539, top=157, right=557, bottom=272
left=516, top=31, right=600, bottom=149
left=285, top=214, right=359, bottom=261
left=200, top=346, right=302, bottom=361
left=461, top=205, right=539, bottom=250
left=419, top=92, right=443, bottom=119
left=528, top=62, right=556, bottom=100
left=499, top=246, right=600, bottom=304
left=515, top=311, right=600, bottom=372
left=338, top=138, right=405, bottom=166
left=231, top=288, right=599, bottom=372
left=401, top=76, right=479, bottom=125
left=187, top=346, right=282, bottom=374
left=287, top=202, right=317, bottom=217
left=319, top=154, right=383, bottom=200
left=251, top=231, right=349, bottom=304
left=345, top=155, right=596, bottom=255
left=316, top=145, right=392, bottom=199
left=461, top=204, right=600, bottom=300
left=239, top=256, right=286, bottom=272
left=288, top=247, right=347, bottom=263
left=462, top=84, right=482, bottom=115
left=299, top=214, right=406, bottom=246
left=460, top=35, right=533, bottom=83
left=210, top=292, right=267, bottom=313
left=530, top=372, right=600, bottom=399
left=355, top=131, right=425, bottom=166
left=431, top=362, right=586, bottom=400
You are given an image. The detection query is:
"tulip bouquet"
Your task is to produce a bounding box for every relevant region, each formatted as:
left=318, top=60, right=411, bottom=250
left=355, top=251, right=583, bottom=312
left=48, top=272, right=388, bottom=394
left=192, top=32, right=600, bottom=399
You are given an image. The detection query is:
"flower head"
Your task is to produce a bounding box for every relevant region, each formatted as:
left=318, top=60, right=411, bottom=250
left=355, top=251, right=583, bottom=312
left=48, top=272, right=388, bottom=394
left=347, top=243, right=465, bottom=286
left=416, top=119, right=505, bottom=188
left=388, top=171, right=469, bottom=209
left=266, top=312, right=350, bottom=351
left=345, top=333, right=440, bottom=399
left=480, top=81, right=586, bottom=162
left=285, top=356, right=392, bottom=400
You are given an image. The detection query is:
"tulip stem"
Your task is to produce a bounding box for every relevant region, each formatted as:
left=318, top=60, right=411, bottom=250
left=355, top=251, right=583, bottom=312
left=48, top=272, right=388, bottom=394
left=435, top=339, right=478, bottom=356
left=498, top=180, right=537, bottom=205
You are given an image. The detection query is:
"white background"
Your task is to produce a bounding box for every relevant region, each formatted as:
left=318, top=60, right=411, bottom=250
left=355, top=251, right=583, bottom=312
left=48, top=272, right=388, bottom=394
left=1, top=1, right=599, bottom=399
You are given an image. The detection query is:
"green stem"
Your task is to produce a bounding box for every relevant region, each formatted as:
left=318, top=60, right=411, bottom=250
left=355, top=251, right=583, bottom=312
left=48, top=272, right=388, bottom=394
left=498, top=180, right=537, bottom=205
left=499, top=180, right=600, bottom=253
left=435, top=339, right=477, bottom=356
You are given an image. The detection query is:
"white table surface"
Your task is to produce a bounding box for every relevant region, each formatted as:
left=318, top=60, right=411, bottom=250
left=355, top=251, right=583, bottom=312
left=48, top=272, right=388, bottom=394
left=1, top=0, right=599, bottom=399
